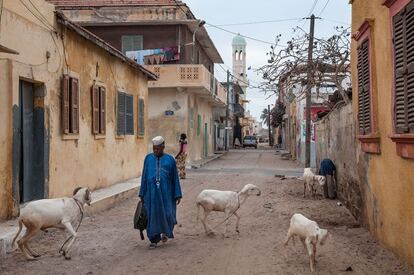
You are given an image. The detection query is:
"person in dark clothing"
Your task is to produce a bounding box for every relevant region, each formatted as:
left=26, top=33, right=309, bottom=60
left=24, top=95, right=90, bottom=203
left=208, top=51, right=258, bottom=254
left=319, top=159, right=337, bottom=199
left=277, top=135, right=283, bottom=149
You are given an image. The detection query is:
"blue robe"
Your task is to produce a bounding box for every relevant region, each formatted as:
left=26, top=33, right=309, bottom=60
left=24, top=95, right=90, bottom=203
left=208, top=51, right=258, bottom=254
left=139, top=153, right=182, bottom=241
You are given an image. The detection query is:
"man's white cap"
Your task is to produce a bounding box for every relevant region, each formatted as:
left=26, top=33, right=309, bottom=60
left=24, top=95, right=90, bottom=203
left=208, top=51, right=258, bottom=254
left=152, top=136, right=165, bottom=146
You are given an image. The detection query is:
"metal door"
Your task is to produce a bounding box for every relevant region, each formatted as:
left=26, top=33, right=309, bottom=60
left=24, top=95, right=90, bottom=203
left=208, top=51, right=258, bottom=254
left=19, top=81, right=43, bottom=202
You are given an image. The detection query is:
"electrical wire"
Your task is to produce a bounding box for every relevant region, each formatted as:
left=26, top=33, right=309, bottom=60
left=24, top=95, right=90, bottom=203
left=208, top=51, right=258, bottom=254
left=206, top=23, right=285, bottom=46
left=18, top=0, right=55, bottom=32
left=307, top=0, right=319, bottom=17
left=321, top=18, right=350, bottom=26
left=217, top=63, right=264, bottom=90
left=213, top=18, right=303, bottom=27
left=27, top=0, right=57, bottom=32
left=221, top=63, right=264, bottom=87
left=318, top=0, right=330, bottom=16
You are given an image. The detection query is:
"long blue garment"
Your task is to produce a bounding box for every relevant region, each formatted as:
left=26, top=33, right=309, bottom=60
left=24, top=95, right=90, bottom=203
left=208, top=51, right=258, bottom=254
left=139, top=153, right=182, bottom=239
left=319, top=158, right=336, bottom=176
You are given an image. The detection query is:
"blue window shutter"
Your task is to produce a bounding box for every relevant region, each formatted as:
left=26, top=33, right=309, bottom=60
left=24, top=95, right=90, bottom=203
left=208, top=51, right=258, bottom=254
left=125, top=94, right=134, bottom=135
left=117, top=92, right=126, bottom=135
left=138, top=98, right=145, bottom=136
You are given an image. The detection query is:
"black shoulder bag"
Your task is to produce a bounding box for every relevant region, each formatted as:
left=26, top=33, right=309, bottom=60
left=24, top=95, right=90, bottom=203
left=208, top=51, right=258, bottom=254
left=133, top=200, right=148, bottom=240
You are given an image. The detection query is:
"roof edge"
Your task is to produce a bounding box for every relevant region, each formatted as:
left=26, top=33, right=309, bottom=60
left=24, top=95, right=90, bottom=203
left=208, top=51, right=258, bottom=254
left=56, top=11, right=157, bottom=80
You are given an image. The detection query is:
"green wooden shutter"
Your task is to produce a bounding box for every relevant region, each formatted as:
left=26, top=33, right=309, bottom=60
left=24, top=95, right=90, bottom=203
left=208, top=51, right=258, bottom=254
left=190, top=108, right=194, bottom=129
left=197, top=114, right=201, bottom=136
left=138, top=98, right=145, bottom=136
left=125, top=94, right=134, bottom=135
left=117, top=92, right=126, bottom=135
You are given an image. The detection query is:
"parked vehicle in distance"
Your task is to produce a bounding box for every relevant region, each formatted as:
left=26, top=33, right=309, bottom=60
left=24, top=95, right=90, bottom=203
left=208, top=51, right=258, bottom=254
left=243, top=136, right=258, bottom=149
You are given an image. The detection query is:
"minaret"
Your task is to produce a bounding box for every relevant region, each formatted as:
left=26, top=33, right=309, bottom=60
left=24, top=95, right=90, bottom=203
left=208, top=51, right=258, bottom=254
left=232, top=34, right=248, bottom=100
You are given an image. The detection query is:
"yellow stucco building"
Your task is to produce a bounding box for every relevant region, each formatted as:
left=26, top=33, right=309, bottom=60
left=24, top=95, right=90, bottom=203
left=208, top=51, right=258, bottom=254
left=352, top=0, right=414, bottom=264
left=0, top=0, right=156, bottom=220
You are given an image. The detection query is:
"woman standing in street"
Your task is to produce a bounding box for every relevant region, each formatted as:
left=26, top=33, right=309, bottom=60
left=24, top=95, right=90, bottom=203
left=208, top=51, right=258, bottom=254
left=175, top=133, right=188, bottom=179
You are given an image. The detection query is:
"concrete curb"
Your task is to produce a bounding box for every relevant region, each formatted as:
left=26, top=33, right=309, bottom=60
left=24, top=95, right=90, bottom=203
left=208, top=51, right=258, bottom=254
left=0, top=178, right=141, bottom=257
left=187, top=152, right=226, bottom=170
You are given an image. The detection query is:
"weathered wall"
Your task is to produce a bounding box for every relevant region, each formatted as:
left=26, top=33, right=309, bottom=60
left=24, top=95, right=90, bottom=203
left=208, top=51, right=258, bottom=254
left=315, top=104, right=362, bottom=220
left=0, top=59, right=12, bottom=219
left=48, top=29, right=149, bottom=198
left=0, top=0, right=149, bottom=219
left=148, top=88, right=188, bottom=155
left=148, top=88, right=214, bottom=163
left=352, top=0, right=414, bottom=264
left=0, top=0, right=60, bottom=218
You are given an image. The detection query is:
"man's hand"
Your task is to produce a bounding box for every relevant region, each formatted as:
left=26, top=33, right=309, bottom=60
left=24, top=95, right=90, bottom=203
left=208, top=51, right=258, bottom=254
left=176, top=198, right=181, bottom=205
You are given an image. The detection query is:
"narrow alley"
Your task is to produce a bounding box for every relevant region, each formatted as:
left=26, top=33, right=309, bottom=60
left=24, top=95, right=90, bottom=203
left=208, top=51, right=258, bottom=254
left=1, top=150, right=412, bottom=275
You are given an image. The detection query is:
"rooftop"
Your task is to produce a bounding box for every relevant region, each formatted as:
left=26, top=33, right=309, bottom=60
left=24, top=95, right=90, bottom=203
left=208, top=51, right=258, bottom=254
left=47, top=0, right=223, bottom=63
left=47, top=0, right=182, bottom=7
left=56, top=11, right=157, bottom=80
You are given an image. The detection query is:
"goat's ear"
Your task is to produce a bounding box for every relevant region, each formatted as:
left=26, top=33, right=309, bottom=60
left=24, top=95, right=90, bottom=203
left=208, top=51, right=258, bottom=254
left=73, top=187, right=82, bottom=196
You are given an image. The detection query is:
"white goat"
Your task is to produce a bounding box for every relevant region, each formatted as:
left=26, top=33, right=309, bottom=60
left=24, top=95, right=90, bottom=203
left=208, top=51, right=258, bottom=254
left=196, top=184, right=261, bottom=237
left=303, top=168, right=326, bottom=198
left=12, top=187, right=91, bottom=260
left=284, top=213, right=329, bottom=272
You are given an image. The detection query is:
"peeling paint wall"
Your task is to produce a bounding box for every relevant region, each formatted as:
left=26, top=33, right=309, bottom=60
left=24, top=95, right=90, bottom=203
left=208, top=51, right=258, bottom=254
left=0, top=0, right=149, bottom=219
left=352, top=0, right=414, bottom=264
left=315, top=104, right=363, bottom=220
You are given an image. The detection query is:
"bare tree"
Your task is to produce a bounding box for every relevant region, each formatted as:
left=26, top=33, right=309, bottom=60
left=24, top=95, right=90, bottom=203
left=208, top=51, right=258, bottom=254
left=259, top=26, right=351, bottom=104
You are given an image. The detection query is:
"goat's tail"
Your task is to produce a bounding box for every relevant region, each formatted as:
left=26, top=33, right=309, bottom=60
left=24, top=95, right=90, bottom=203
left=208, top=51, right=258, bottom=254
left=12, top=219, right=23, bottom=248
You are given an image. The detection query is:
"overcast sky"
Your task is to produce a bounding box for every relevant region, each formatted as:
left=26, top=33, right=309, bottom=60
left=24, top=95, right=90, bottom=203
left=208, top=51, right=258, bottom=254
left=184, top=0, right=351, bottom=125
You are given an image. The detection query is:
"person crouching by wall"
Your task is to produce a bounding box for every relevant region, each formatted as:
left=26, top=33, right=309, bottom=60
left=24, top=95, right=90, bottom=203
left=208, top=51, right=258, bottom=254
left=175, top=133, right=188, bottom=179
left=319, top=158, right=337, bottom=199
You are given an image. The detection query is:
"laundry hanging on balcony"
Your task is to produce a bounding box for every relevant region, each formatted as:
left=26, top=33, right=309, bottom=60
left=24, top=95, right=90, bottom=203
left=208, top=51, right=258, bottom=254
left=126, top=47, right=179, bottom=65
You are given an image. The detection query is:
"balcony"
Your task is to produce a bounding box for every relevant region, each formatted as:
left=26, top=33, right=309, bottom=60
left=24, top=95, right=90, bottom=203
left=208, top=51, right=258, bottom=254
left=145, top=64, right=226, bottom=107
left=233, top=103, right=245, bottom=117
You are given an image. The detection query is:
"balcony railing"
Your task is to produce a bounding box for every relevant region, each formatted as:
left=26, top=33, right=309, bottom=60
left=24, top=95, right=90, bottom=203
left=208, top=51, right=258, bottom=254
left=145, top=64, right=226, bottom=106
left=233, top=103, right=245, bottom=117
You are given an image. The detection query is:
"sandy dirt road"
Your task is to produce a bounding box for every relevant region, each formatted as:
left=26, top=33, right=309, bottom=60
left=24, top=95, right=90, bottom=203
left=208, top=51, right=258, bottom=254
left=1, top=149, right=413, bottom=275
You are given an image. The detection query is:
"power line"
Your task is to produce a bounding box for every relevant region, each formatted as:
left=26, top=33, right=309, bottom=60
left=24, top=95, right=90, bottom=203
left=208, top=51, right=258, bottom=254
left=218, top=63, right=263, bottom=89
left=18, top=0, right=55, bottom=32
left=207, top=23, right=285, bottom=46
left=307, top=0, right=319, bottom=17
left=212, top=18, right=303, bottom=27
left=321, top=18, right=350, bottom=26
left=27, top=0, right=57, bottom=31
left=318, top=0, right=330, bottom=16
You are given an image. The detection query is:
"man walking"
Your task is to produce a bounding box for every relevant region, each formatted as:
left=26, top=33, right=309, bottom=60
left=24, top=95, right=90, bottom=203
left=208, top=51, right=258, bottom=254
left=139, top=136, right=182, bottom=248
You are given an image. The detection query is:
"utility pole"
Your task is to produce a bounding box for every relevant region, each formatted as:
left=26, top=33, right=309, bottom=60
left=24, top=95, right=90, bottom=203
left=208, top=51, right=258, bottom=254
left=225, top=70, right=230, bottom=151
left=268, top=104, right=272, bottom=147
left=305, top=14, right=316, bottom=168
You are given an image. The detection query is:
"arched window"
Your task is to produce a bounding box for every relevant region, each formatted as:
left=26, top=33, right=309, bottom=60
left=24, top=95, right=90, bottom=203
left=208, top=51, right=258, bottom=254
left=239, top=51, right=243, bottom=61
left=234, top=50, right=239, bottom=61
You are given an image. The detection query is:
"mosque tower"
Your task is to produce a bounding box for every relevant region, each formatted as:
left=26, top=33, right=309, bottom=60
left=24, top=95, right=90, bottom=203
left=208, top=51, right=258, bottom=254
left=232, top=34, right=248, bottom=100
